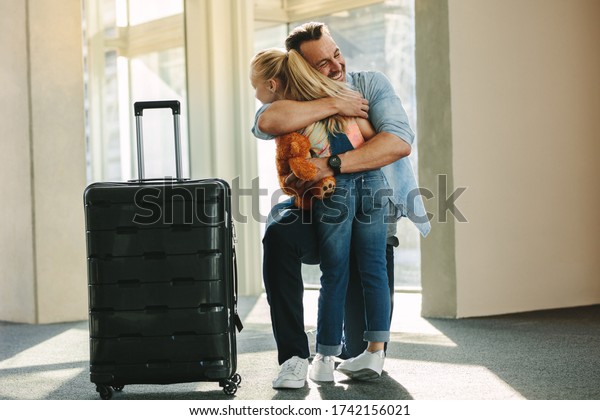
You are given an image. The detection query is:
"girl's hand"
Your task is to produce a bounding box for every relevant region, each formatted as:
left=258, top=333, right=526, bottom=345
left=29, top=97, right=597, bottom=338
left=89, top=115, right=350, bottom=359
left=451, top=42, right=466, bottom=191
left=335, top=91, right=369, bottom=119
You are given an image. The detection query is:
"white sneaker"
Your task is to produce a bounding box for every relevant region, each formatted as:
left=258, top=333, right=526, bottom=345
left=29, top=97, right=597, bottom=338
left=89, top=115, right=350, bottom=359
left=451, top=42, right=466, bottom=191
left=272, top=356, right=309, bottom=389
left=337, top=350, right=385, bottom=381
left=309, top=353, right=335, bottom=382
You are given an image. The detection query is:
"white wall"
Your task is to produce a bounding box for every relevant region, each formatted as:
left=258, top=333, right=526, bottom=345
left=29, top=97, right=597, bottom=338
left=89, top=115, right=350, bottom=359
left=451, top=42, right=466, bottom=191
left=447, top=0, right=600, bottom=316
left=0, top=0, right=87, bottom=323
left=0, top=0, right=37, bottom=323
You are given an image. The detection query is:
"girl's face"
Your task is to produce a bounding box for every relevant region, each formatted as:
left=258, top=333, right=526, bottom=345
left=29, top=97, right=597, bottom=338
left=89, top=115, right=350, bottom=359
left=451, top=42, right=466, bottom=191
left=251, top=73, right=279, bottom=104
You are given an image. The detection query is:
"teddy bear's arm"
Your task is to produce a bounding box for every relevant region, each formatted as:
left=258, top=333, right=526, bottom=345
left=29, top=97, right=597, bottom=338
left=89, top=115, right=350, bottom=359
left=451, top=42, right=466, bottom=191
left=288, top=156, right=318, bottom=181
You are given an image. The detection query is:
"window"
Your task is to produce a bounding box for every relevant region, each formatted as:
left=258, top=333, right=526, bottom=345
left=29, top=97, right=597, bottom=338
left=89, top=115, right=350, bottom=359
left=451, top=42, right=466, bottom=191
left=254, top=0, right=420, bottom=290
left=83, top=0, right=188, bottom=182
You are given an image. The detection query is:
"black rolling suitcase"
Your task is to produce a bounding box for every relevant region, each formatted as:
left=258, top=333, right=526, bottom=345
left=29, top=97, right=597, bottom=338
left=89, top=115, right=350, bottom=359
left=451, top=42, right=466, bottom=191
left=84, top=101, right=243, bottom=400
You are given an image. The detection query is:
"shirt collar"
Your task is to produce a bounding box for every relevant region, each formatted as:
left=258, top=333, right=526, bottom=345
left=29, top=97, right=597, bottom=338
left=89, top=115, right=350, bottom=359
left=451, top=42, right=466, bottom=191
left=345, top=72, right=354, bottom=87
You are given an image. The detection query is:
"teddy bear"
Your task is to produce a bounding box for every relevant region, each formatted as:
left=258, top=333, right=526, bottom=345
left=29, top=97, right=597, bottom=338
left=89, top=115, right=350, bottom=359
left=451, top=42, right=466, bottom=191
left=275, top=132, right=336, bottom=209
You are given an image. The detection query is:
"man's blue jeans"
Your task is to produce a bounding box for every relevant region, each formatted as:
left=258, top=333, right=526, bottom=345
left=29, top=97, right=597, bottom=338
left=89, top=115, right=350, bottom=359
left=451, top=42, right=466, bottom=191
left=312, top=170, right=391, bottom=356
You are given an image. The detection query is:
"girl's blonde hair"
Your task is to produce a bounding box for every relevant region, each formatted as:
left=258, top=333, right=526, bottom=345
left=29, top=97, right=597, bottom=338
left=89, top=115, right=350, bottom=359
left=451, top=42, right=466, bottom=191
left=250, top=48, right=353, bottom=133
left=250, top=48, right=289, bottom=93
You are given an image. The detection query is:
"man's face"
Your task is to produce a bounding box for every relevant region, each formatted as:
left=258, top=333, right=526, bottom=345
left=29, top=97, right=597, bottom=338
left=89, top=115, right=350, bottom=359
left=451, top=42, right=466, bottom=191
left=299, top=34, right=346, bottom=82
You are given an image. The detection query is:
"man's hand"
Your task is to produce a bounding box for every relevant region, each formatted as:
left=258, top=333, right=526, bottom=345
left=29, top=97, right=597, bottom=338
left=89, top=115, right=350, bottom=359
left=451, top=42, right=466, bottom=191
left=284, top=157, right=333, bottom=190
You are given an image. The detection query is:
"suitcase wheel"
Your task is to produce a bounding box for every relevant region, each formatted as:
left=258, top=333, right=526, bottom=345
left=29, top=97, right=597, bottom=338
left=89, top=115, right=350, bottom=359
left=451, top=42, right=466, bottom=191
left=220, top=374, right=241, bottom=396
left=222, top=381, right=237, bottom=396
left=96, top=384, right=113, bottom=400
left=232, top=373, right=242, bottom=386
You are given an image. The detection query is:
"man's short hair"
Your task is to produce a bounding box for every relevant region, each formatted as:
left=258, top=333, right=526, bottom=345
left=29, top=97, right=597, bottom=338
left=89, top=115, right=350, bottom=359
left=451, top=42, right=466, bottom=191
left=285, top=22, right=331, bottom=53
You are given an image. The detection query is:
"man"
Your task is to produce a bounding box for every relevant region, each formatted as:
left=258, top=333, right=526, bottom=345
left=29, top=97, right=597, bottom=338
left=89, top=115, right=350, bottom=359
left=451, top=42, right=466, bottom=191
left=252, top=22, right=430, bottom=389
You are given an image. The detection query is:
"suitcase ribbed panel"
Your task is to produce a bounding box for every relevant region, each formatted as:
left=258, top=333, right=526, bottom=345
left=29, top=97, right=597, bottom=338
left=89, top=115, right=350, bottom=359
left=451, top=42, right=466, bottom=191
left=89, top=306, right=229, bottom=338
left=85, top=185, right=226, bottom=230
left=87, top=226, right=224, bottom=258
left=90, top=361, right=231, bottom=384
left=88, top=252, right=223, bottom=285
left=89, top=280, right=224, bottom=311
left=90, top=334, right=231, bottom=364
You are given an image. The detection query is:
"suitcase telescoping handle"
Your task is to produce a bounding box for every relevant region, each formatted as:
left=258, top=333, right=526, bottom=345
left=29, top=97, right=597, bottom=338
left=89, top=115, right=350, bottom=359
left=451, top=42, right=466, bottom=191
left=133, top=100, right=183, bottom=180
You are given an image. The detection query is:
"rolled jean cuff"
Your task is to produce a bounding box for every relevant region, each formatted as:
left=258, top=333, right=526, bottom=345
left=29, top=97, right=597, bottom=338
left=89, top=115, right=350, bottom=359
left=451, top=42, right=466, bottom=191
left=316, top=343, right=342, bottom=357
left=364, top=331, right=390, bottom=343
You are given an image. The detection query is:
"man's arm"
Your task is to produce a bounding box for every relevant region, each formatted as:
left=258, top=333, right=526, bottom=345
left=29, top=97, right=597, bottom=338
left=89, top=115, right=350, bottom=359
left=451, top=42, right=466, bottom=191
left=257, top=93, right=369, bottom=136
left=296, top=132, right=410, bottom=185
left=332, top=131, right=410, bottom=173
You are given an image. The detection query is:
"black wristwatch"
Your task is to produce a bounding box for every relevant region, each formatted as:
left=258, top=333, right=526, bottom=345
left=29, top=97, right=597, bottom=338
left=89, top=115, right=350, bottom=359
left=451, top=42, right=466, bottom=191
left=327, top=154, right=342, bottom=175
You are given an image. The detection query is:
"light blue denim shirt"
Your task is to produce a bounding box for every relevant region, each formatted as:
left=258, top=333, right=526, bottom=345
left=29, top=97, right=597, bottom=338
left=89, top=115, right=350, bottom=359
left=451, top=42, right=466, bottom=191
left=252, top=71, right=431, bottom=237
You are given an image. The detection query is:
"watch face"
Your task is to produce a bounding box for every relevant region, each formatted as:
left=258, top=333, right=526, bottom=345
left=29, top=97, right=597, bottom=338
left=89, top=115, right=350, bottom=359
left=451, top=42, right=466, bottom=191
left=329, top=155, right=341, bottom=167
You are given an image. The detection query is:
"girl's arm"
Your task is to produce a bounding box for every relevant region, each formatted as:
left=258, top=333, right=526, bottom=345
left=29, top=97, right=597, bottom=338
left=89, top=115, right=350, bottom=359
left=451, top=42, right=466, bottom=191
left=257, top=93, right=369, bottom=136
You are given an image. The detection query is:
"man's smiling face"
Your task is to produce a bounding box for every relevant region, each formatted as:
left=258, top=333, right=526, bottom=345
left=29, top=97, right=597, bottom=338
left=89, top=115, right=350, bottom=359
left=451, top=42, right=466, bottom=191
left=299, top=34, right=346, bottom=83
